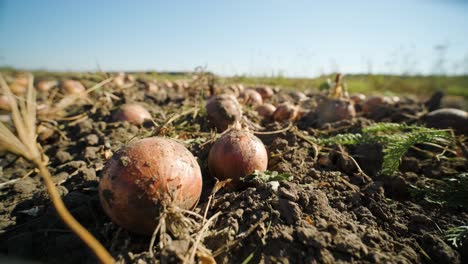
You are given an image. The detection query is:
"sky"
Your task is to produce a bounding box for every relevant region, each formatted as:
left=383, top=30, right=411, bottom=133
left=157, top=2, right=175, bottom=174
left=0, top=0, right=467, bottom=77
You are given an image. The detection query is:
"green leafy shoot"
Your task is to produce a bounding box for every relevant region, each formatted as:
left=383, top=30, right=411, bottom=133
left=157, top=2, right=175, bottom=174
left=309, top=122, right=454, bottom=176
left=410, top=173, right=468, bottom=208
left=380, top=129, right=452, bottom=175
left=315, top=133, right=365, bottom=146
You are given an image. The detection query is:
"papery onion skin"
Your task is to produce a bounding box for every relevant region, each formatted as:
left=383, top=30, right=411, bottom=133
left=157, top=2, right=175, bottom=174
left=273, top=102, right=299, bottom=122
left=99, top=137, right=203, bottom=235
left=208, top=129, right=268, bottom=189
left=205, top=94, right=242, bottom=131
left=241, top=89, right=263, bottom=106
left=316, top=98, right=355, bottom=125
left=362, top=96, right=392, bottom=113
left=256, top=103, right=276, bottom=118
left=112, top=104, right=152, bottom=125
left=424, top=108, right=468, bottom=134
left=256, top=86, right=274, bottom=100
left=62, top=80, right=86, bottom=94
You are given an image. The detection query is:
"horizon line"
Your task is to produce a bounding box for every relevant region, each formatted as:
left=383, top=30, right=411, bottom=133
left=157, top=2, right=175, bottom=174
left=1, top=66, right=467, bottom=79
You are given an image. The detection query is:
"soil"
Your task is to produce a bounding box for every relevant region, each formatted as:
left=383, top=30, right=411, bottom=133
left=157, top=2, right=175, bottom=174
left=0, top=73, right=467, bottom=264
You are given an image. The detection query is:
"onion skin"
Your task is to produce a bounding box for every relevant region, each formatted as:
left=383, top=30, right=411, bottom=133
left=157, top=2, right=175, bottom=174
left=163, top=80, right=174, bottom=89
left=37, top=124, right=55, bottom=141
left=241, top=89, right=263, bottom=106
left=206, top=94, right=242, bottom=131
left=10, top=82, right=27, bottom=95
left=225, top=84, right=245, bottom=97
left=99, top=137, right=203, bottom=235
left=273, top=102, right=299, bottom=122
left=113, top=73, right=126, bottom=87
left=112, top=104, right=152, bottom=125
left=14, top=75, right=29, bottom=88
left=113, top=72, right=135, bottom=87
left=350, top=93, right=366, bottom=105
left=316, top=98, right=355, bottom=125
left=256, top=103, right=276, bottom=118
left=424, top=108, right=468, bottom=134
left=362, top=96, right=392, bottom=113
left=62, top=80, right=86, bottom=94
left=0, top=95, right=12, bottom=111
left=256, top=86, right=274, bottom=99
left=236, top=84, right=245, bottom=95
left=36, top=80, right=58, bottom=92
left=290, top=91, right=308, bottom=103
left=146, top=82, right=160, bottom=93
left=208, top=129, right=268, bottom=189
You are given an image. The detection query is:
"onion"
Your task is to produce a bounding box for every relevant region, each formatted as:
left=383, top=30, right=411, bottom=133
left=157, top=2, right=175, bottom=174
left=350, top=93, right=366, bottom=104
left=146, top=81, right=160, bottom=93
left=112, top=104, right=152, bottom=125
left=0, top=95, right=12, bottom=111
left=255, top=103, right=276, bottom=118
left=163, top=80, right=174, bottom=89
left=205, top=94, right=242, bottom=131
left=273, top=102, right=299, bottom=122
left=241, top=89, right=263, bottom=106
left=126, top=74, right=136, bottom=83
left=424, top=108, right=468, bottom=134
left=316, top=98, right=355, bottom=125
left=37, top=124, right=55, bottom=141
left=36, top=80, right=58, bottom=92
left=99, top=137, right=203, bottom=235
left=113, top=73, right=126, bottom=87
left=9, top=82, right=27, bottom=95
left=225, top=84, right=244, bottom=97
left=290, top=91, right=308, bottom=103
left=208, top=129, right=268, bottom=189
left=255, top=86, right=274, bottom=99
left=236, top=84, right=245, bottom=95
left=174, top=80, right=189, bottom=90
left=362, top=96, right=392, bottom=113
left=15, top=75, right=29, bottom=87
left=62, top=79, right=86, bottom=94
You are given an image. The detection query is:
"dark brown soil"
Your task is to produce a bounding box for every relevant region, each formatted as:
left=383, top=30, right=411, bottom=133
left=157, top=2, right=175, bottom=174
left=0, top=73, right=467, bottom=263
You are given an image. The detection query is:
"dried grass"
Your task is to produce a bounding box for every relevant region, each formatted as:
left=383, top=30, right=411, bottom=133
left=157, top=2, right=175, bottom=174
left=0, top=73, right=114, bottom=264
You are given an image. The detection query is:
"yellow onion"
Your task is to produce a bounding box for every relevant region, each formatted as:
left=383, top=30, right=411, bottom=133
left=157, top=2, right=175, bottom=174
left=99, top=137, right=203, bottom=234
left=208, top=129, right=268, bottom=189
left=112, top=104, right=152, bottom=125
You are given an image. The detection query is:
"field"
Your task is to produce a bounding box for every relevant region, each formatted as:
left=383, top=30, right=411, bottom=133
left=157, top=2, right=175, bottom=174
left=0, top=70, right=467, bottom=263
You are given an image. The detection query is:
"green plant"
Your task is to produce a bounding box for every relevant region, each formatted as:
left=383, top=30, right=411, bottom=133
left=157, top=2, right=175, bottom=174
left=312, top=123, right=454, bottom=176
left=410, top=173, right=468, bottom=208
left=446, top=224, right=468, bottom=248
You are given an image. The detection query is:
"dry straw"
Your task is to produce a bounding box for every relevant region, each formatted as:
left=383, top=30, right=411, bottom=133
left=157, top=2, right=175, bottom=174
left=0, top=73, right=114, bottom=264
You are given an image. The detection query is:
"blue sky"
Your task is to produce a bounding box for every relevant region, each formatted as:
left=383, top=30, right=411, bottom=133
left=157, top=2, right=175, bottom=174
left=0, top=0, right=467, bottom=76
